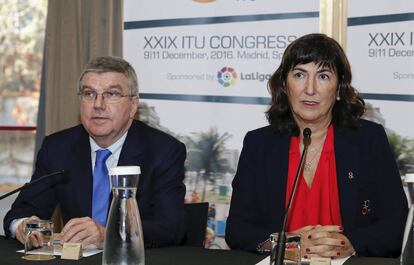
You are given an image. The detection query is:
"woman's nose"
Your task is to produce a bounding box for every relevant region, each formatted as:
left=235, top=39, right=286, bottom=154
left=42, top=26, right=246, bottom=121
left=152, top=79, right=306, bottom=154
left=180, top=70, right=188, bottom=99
left=304, top=76, right=316, bottom=95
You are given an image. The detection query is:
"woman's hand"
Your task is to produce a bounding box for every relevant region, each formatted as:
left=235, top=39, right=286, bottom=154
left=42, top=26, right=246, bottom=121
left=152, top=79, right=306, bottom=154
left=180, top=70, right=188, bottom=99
left=292, top=225, right=354, bottom=259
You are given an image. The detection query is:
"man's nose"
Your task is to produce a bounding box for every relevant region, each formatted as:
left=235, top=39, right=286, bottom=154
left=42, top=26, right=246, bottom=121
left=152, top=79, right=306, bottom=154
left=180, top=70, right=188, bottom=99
left=93, top=93, right=106, bottom=108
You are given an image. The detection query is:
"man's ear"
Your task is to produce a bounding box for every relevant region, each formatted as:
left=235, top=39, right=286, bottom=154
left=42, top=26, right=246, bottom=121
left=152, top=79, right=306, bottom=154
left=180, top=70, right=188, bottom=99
left=130, top=97, right=139, bottom=119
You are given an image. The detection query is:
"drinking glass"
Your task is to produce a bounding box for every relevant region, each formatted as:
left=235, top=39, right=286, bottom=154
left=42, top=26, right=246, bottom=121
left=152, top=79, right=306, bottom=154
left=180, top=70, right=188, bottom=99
left=23, top=219, right=55, bottom=261
left=270, top=232, right=301, bottom=265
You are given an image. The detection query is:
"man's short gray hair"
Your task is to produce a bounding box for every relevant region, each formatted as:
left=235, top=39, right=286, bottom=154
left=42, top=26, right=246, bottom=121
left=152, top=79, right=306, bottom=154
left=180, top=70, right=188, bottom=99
left=78, top=56, right=138, bottom=96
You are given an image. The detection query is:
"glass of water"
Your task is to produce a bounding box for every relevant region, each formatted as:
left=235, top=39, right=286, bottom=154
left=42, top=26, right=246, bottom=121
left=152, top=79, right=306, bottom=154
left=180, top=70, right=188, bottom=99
left=23, top=219, right=55, bottom=261
left=270, top=232, right=301, bottom=265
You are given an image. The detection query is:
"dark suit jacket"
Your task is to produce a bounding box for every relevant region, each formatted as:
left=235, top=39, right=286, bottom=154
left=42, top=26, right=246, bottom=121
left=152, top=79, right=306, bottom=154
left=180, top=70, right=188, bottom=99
left=4, top=120, right=187, bottom=248
left=225, top=119, right=408, bottom=257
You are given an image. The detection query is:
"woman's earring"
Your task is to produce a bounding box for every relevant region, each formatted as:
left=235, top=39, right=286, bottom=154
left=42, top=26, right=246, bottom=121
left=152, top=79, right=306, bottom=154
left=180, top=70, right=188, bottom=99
left=336, top=91, right=340, bottom=101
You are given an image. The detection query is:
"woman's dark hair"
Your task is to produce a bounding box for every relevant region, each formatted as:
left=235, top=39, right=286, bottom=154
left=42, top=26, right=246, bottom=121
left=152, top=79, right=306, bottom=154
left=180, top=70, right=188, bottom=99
left=266, top=33, right=365, bottom=135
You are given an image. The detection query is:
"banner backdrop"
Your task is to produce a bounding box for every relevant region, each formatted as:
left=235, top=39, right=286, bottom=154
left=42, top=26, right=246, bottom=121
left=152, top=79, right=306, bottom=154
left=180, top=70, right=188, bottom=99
left=347, top=1, right=414, bottom=180
left=124, top=0, right=318, bottom=248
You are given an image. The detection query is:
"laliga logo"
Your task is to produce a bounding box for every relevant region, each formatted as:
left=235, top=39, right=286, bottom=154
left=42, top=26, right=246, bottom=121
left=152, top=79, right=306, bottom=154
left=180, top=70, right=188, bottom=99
left=217, top=67, right=237, bottom=87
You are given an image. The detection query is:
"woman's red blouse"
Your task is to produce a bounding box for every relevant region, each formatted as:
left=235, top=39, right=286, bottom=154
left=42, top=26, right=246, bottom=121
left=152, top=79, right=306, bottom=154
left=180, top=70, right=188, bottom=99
left=285, top=125, right=343, bottom=232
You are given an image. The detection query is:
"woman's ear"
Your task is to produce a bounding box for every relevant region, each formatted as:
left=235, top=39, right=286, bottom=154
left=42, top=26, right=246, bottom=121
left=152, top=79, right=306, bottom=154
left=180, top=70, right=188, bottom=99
left=282, top=81, right=288, bottom=94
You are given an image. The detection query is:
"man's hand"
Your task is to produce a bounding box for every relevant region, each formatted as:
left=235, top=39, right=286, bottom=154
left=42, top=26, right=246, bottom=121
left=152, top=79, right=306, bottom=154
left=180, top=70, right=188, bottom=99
left=16, top=216, right=40, bottom=246
left=60, top=217, right=105, bottom=248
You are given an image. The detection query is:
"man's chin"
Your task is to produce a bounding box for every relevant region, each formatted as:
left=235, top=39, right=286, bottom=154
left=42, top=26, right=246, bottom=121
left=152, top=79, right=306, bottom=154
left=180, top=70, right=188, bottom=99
left=86, top=127, right=112, bottom=139
left=89, top=131, right=112, bottom=138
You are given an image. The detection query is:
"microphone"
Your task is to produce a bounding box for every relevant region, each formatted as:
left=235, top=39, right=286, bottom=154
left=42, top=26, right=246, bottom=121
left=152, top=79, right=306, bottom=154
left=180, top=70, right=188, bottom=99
left=0, top=170, right=66, bottom=201
left=274, top=128, right=311, bottom=265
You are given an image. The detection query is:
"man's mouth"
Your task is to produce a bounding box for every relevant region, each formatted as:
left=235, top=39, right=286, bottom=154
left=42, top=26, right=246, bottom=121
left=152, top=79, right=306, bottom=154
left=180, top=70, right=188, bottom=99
left=92, top=116, right=108, bottom=119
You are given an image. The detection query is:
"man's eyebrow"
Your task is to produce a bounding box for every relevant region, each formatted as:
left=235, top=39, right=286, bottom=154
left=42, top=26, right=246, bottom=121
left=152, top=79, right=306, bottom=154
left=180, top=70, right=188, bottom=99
left=81, top=85, right=92, bottom=90
left=106, top=85, right=123, bottom=90
left=80, top=84, right=123, bottom=91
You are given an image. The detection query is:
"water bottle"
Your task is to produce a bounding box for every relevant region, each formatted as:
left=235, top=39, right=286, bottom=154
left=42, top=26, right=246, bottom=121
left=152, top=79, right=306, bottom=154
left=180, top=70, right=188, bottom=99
left=103, top=166, right=145, bottom=265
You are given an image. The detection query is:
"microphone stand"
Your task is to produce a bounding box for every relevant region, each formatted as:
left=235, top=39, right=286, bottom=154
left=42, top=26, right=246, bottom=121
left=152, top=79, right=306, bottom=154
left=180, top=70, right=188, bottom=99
left=0, top=170, right=65, bottom=200
left=274, top=128, right=311, bottom=265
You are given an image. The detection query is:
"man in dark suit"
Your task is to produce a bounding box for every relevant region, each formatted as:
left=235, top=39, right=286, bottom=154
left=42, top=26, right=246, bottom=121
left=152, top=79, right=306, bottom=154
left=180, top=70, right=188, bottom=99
left=4, top=56, right=187, bottom=248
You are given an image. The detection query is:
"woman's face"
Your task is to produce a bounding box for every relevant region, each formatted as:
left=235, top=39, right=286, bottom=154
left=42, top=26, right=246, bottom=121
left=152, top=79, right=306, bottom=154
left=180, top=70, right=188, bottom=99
left=286, top=62, right=338, bottom=128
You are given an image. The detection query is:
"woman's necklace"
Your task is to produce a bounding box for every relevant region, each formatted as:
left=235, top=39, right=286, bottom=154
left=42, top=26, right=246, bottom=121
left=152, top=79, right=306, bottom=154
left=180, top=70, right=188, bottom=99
left=303, top=141, right=324, bottom=172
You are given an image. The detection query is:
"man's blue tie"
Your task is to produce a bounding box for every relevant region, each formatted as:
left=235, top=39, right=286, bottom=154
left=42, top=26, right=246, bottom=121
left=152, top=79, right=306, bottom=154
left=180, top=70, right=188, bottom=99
left=92, top=149, right=112, bottom=226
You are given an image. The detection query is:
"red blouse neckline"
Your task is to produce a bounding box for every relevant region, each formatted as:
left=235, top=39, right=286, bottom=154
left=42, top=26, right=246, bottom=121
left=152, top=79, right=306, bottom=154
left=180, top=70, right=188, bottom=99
left=285, top=125, right=342, bottom=232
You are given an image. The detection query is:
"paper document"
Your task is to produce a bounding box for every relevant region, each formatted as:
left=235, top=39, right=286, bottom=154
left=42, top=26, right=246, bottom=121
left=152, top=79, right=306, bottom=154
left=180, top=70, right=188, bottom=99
left=18, top=244, right=102, bottom=258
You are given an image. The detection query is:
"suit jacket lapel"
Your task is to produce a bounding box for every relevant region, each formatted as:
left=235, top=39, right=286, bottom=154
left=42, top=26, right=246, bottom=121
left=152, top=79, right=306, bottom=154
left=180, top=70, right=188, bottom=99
left=334, top=126, right=359, bottom=231
left=118, top=121, right=145, bottom=167
left=71, top=126, right=93, bottom=217
left=117, top=121, right=146, bottom=197
left=266, top=131, right=290, bottom=230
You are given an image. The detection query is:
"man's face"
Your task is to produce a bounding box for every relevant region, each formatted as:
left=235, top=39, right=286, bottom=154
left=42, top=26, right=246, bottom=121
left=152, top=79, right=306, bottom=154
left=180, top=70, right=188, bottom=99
left=79, top=72, right=138, bottom=147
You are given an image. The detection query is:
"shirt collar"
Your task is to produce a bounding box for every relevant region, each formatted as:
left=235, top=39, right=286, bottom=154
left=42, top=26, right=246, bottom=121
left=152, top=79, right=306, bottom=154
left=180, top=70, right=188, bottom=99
left=89, top=131, right=128, bottom=155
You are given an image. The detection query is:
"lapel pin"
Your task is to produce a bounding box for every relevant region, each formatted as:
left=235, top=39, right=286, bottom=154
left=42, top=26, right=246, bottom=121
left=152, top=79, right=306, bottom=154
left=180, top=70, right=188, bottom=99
left=348, top=171, right=354, bottom=180
left=362, top=200, right=370, bottom=215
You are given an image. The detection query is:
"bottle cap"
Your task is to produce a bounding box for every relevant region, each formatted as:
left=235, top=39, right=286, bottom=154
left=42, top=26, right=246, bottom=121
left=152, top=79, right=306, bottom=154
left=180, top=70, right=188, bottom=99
left=109, top=166, right=141, bottom=176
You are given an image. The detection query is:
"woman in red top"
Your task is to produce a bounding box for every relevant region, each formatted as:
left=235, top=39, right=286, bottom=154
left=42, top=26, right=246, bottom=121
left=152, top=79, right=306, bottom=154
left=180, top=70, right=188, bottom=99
left=226, top=34, right=408, bottom=258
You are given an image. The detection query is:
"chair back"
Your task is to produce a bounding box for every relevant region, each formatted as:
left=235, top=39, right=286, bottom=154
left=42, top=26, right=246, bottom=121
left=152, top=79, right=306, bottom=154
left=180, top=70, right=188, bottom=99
left=182, top=202, right=209, bottom=247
